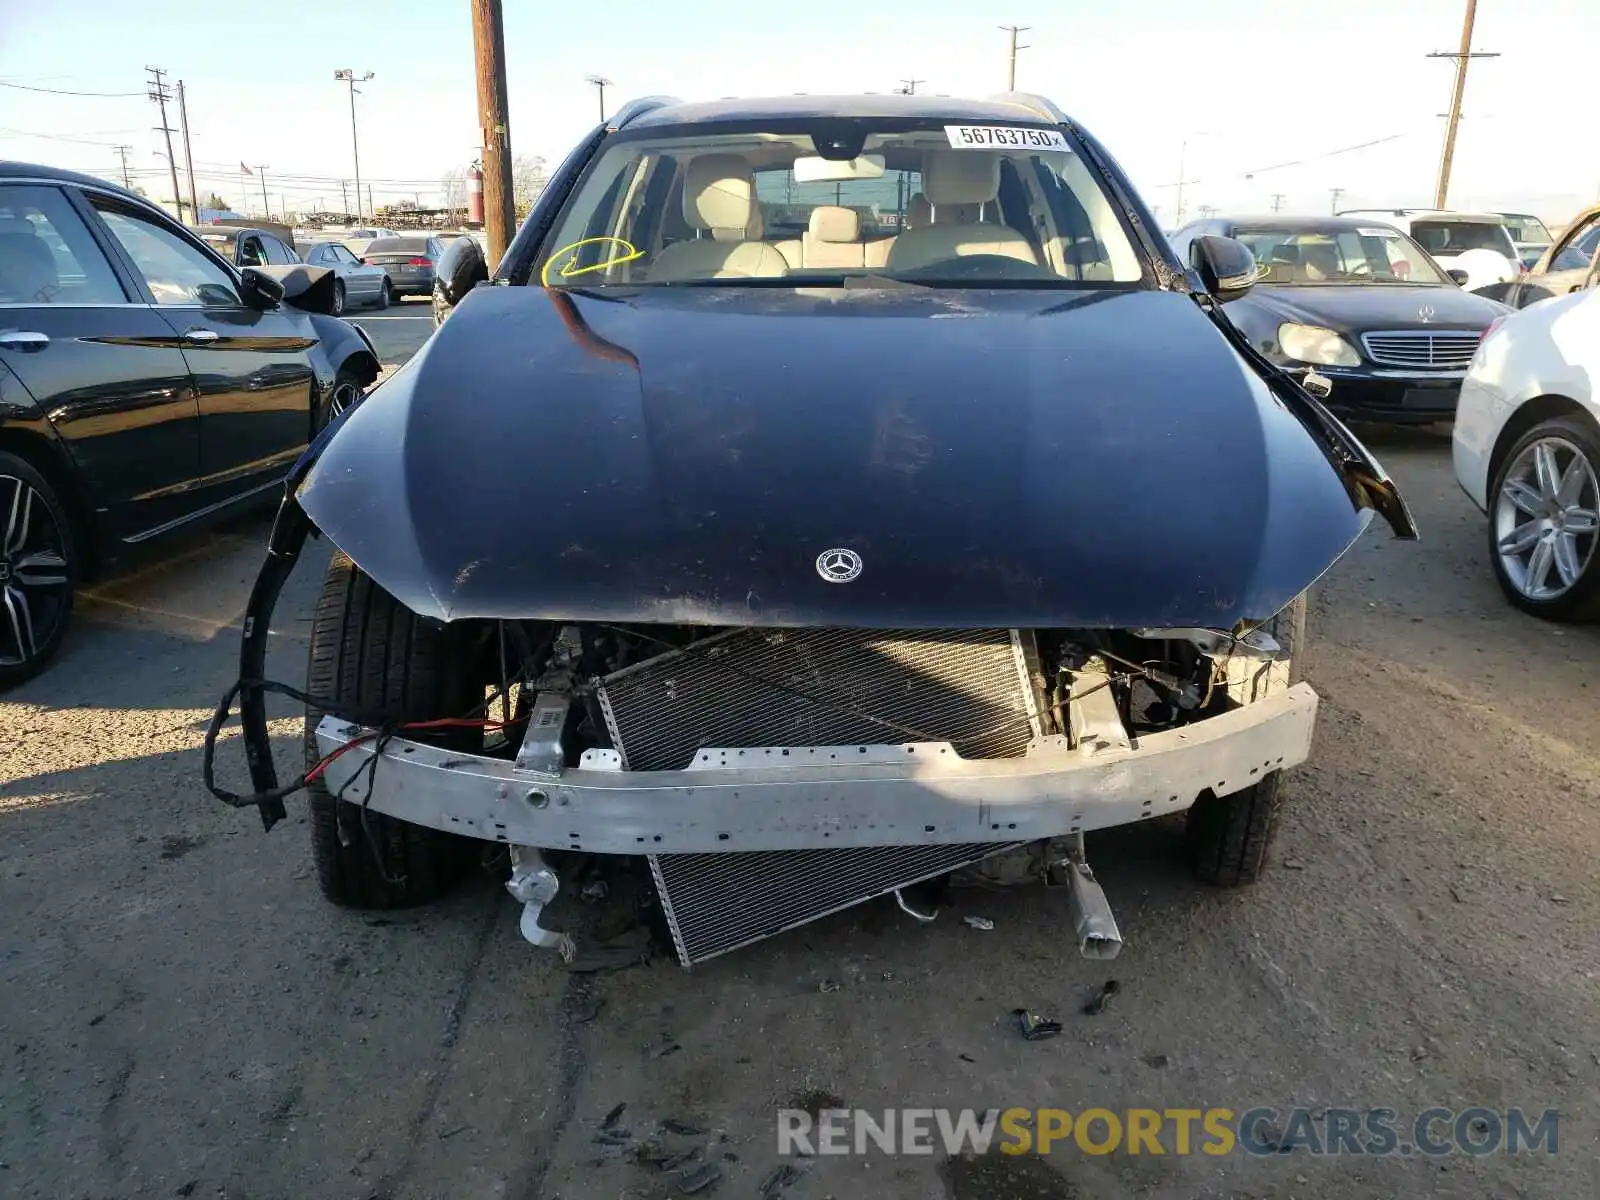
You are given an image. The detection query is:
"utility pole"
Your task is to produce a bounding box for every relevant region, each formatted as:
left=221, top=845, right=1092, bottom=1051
left=253, top=165, right=269, bottom=216
left=1198, top=204, right=1217, bottom=219
left=339, top=179, right=350, bottom=218
left=999, top=25, right=1030, bottom=90
left=1428, top=0, right=1499, bottom=208
left=896, top=77, right=924, bottom=95
left=1329, top=186, right=1345, bottom=214
left=145, top=67, right=182, bottom=222
left=585, top=74, right=613, bottom=123
left=114, top=145, right=133, bottom=188
left=367, top=183, right=375, bottom=217
left=1271, top=191, right=1286, bottom=213
left=334, top=68, right=375, bottom=220
left=473, top=0, right=515, bottom=264
left=176, top=81, right=200, bottom=225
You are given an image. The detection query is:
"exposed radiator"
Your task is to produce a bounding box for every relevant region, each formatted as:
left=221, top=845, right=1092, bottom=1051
left=650, top=843, right=1028, bottom=966
left=596, top=627, right=1041, bottom=771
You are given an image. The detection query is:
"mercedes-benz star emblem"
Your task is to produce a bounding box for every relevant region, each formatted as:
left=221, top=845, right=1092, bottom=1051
left=816, top=548, right=863, bottom=583
left=1417, top=304, right=1435, bottom=323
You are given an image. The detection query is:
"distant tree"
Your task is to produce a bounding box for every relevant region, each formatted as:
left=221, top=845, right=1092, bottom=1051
left=512, top=154, right=548, bottom=211
left=204, top=192, right=229, bottom=210
left=440, top=166, right=467, bottom=213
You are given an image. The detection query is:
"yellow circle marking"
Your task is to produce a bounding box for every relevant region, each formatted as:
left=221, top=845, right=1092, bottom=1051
left=540, top=236, right=645, bottom=286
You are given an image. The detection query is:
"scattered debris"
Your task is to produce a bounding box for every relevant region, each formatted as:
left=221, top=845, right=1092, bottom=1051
left=1448, top=884, right=1465, bottom=903
left=1410, top=1046, right=1429, bottom=1062
left=175, top=1183, right=197, bottom=1197
left=1549, top=894, right=1570, bottom=905
left=1281, top=858, right=1305, bottom=871
left=659, top=1146, right=702, bottom=1171
left=572, top=996, right=606, bottom=1024
left=652, top=1042, right=682, bottom=1059
left=661, top=1118, right=705, bottom=1136
left=602, top=1103, right=627, bottom=1129
left=759, top=1161, right=809, bottom=1196
left=818, top=979, right=841, bottom=994
left=676, top=1161, right=723, bottom=1194
left=958, top=1053, right=976, bottom=1064
left=1014, top=1009, right=1063, bottom=1041
left=1082, top=980, right=1120, bottom=1016
left=1141, top=1053, right=1169, bottom=1069
left=438, top=1125, right=468, bottom=1140
left=963, top=915, right=995, bottom=931
left=791, top=1088, right=844, bottom=1119
left=159, top=833, right=206, bottom=861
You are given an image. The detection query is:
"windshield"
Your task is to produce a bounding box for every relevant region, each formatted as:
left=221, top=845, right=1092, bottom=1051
left=1501, top=214, right=1552, bottom=244
left=1233, top=225, right=1450, bottom=285
left=536, top=120, right=1147, bottom=287
left=1409, top=220, right=1516, bottom=259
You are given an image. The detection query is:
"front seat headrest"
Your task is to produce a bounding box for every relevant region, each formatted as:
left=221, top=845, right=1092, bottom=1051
left=683, top=154, right=758, bottom=242
left=922, top=151, right=1001, bottom=208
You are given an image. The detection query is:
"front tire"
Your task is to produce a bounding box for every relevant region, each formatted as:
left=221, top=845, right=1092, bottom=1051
left=377, top=277, right=392, bottom=309
left=1487, top=415, right=1600, bottom=621
left=1186, top=592, right=1306, bottom=887
left=331, top=279, right=346, bottom=316
left=305, top=553, right=485, bottom=908
left=0, top=453, right=77, bottom=690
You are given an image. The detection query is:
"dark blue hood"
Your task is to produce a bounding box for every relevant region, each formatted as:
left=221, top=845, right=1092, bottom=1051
left=297, top=283, right=1388, bottom=628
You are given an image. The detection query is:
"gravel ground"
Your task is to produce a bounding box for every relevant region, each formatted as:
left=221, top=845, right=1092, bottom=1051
left=1, top=423, right=1596, bottom=1199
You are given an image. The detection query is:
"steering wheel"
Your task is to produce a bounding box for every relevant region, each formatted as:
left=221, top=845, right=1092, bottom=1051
left=894, top=253, right=1055, bottom=282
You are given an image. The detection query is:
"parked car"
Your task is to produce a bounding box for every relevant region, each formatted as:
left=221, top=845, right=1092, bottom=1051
left=300, top=240, right=393, bottom=313
left=1453, top=288, right=1600, bottom=619
left=0, top=160, right=381, bottom=685
left=1338, top=208, right=1520, bottom=294
left=1475, top=204, right=1600, bottom=310
left=195, top=225, right=301, bottom=270
left=214, top=92, right=1415, bottom=969
left=1497, top=212, right=1555, bottom=270
left=1168, top=215, right=1509, bottom=422
left=359, top=235, right=442, bottom=298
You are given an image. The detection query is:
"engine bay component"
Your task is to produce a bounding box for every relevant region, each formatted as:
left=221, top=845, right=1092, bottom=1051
left=648, top=841, right=1026, bottom=966
left=595, top=627, right=1040, bottom=772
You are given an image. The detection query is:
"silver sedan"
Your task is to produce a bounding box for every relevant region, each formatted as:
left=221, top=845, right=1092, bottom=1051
left=299, top=241, right=393, bottom=313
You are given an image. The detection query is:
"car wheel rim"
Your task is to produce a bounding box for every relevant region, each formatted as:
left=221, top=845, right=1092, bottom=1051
left=329, top=381, right=361, bottom=420
left=1494, top=435, right=1600, bottom=601
left=334, top=284, right=345, bottom=314
left=0, top=476, right=70, bottom=668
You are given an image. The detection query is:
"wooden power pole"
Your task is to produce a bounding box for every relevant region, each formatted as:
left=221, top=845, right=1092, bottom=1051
left=1428, top=0, right=1498, bottom=208
left=999, top=25, right=1030, bottom=90
left=472, top=0, right=515, bottom=266
left=177, top=81, right=200, bottom=225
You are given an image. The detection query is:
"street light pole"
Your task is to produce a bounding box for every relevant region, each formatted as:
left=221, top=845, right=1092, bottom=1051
left=999, top=25, right=1030, bottom=90
left=585, top=74, right=613, bottom=123
left=334, top=69, right=375, bottom=221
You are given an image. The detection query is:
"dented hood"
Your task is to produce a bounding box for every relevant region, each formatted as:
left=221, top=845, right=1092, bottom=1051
left=298, top=284, right=1386, bottom=628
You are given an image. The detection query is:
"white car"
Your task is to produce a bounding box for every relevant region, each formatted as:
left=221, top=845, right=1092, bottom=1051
left=1340, top=208, right=1519, bottom=294
left=1453, top=288, right=1600, bottom=618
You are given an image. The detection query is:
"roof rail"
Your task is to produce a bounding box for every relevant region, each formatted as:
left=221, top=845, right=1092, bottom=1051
left=609, top=96, right=683, bottom=130
left=988, top=91, right=1069, bottom=124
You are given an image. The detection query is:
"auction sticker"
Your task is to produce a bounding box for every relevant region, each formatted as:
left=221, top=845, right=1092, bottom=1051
left=944, top=125, right=1068, bottom=150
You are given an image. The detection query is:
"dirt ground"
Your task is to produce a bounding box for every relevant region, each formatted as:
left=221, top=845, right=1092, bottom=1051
left=2, top=425, right=1596, bottom=1199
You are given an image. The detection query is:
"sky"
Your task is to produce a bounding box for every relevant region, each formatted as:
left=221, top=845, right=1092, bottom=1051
left=2, top=0, right=1596, bottom=227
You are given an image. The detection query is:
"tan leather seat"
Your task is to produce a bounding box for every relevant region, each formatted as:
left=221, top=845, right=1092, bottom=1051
left=803, top=206, right=864, bottom=268
left=648, top=154, right=789, bottom=282
left=904, top=193, right=932, bottom=230
left=886, top=152, right=1038, bottom=272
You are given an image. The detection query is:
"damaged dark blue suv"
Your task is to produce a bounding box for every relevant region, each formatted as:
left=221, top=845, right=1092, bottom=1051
left=213, top=92, right=1416, bottom=968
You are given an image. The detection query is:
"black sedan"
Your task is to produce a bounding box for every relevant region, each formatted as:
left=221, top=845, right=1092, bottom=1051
left=1169, top=216, right=1509, bottom=422
left=0, top=160, right=381, bottom=684
left=359, top=235, right=443, bottom=298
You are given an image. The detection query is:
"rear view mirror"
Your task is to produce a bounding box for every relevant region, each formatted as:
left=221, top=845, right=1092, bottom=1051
left=436, top=236, right=488, bottom=307
left=1189, top=235, right=1258, bottom=302
left=791, top=153, right=886, bottom=184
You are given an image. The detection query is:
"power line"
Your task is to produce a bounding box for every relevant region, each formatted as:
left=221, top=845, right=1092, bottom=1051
left=0, top=80, right=144, bottom=97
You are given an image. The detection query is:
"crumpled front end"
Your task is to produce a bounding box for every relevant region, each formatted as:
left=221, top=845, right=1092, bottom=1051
left=310, top=618, right=1313, bottom=966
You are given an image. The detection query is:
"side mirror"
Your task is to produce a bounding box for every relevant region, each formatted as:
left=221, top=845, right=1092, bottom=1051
left=1447, top=268, right=1470, bottom=286
left=436, top=236, right=488, bottom=307
left=1189, top=235, right=1258, bottom=302
left=239, top=267, right=285, bottom=309
left=244, top=265, right=338, bottom=315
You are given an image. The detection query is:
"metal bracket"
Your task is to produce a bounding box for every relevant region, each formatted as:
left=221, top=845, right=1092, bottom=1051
left=1066, top=655, right=1131, bottom=752
left=1052, top=834, right=1123, bottom=959
left=506, top=845, right=564, bottom=950
left=514, top=691, right=570, bottom=774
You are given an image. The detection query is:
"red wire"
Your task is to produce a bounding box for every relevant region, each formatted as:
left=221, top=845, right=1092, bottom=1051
left=302, top=716, right=516, bottom=786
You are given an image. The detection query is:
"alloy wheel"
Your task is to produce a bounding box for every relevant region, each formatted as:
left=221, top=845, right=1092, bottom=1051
left=0, top=475, right=71, bottom=668
left=328, top=380, right=362, bottom=420
left=1494, top=435, right=1600, bottom=601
